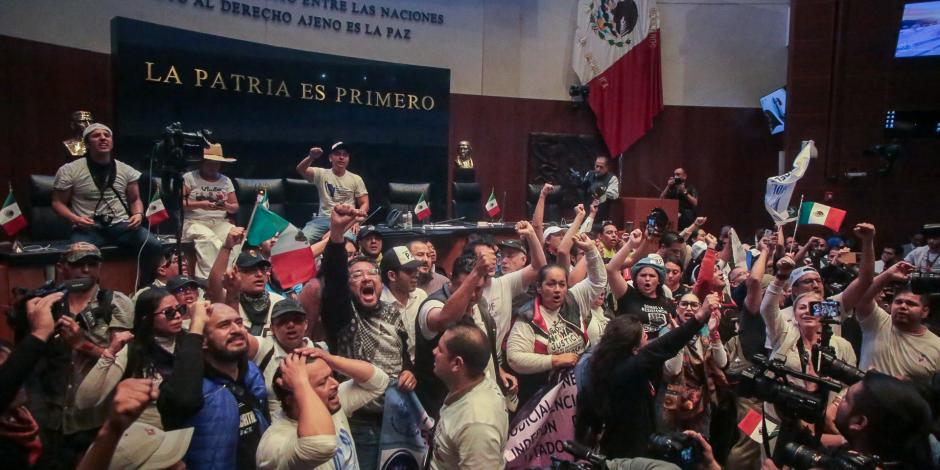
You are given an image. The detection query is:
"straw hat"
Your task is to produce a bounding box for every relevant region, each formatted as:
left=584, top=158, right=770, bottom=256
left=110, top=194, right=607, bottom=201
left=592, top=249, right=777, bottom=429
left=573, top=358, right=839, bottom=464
left=203, top=143, right=236, bottom=162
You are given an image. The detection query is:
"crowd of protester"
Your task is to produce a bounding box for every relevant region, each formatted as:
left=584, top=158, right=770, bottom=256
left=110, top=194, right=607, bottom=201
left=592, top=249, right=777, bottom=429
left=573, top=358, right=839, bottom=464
left=3, top=123, right=940, bottom=469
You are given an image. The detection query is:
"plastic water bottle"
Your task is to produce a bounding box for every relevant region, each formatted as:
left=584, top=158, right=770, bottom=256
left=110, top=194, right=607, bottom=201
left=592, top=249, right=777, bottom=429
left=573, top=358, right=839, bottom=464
left=403, top=211, right=413, bottom=229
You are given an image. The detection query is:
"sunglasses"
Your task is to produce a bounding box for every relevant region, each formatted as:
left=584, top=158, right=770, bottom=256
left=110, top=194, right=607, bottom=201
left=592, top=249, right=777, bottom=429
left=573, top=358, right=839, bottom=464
left=156, top=304, right=187, bottom=320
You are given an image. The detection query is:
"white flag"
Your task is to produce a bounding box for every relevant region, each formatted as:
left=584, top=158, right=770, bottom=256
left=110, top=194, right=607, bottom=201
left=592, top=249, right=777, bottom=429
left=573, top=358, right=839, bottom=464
left=765, top=141, right=815, bottom=226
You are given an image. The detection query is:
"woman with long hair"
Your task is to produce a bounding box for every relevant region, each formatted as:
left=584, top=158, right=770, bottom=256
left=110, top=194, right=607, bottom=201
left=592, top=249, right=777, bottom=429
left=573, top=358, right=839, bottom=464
left=75, top=288, right=202, bottom=428
left=659, top=292, right=726, bottom=437
left=575, top=293, right=719, bottom=459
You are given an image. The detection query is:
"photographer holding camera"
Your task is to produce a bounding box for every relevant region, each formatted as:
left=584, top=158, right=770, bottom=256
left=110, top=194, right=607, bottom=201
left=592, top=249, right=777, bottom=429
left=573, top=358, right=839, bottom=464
left=51, top=123, right=164, bottom=286
left=659, top=168, right=698, bottom=229
left=833, top=372, right=934, bottom=469
left=855, top=261, right=940, bottom=382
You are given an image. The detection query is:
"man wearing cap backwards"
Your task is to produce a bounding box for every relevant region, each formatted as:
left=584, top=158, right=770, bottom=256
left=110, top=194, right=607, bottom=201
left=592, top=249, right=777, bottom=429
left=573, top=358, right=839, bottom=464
left=257, top=348, right=390, bottom=470
left=28, top=241, right=135, bottom=467
left=296, top=142, right=370, bottom=241
left=357, top=225, right=383, bottom=262
left=407, top=239, right=448, bottom=294
left=208, top=227, right=286, bottom=337
left=320, top=204, right=414, bottom=470
left=182, top=143, right=240, bottom=279
left=243, top=298, right=321, bottom=416
left=380, top=245, right=430, bottom=358
left=51, top=123, right=163, bottom=283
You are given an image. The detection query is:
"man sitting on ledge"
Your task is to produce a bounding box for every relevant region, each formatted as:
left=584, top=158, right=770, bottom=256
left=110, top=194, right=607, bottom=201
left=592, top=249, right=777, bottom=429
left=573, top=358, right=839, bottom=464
left=51, top=122, right=163, bottom=284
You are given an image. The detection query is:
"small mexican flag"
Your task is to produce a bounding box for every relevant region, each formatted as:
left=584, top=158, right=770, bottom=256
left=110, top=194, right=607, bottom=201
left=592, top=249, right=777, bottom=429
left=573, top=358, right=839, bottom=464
left=146, top=192, right=169, bottom=227
left=0, top=189, right=27, bottom=236
left=485, top=188, right=500, bottom=218
left=799, top=202, right=846, bottom=232
left=414, top=193, right=431, bottom=221
left=270, top=224, right=316, bottom=287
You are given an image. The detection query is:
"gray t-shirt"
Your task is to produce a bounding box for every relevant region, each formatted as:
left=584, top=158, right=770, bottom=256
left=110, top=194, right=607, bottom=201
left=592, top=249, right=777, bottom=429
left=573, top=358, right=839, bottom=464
left=859, top=304, right=940, bottom=382
left=904, top=246, right=940, bottom=274
left=54, top=158, right=141, bottom=223
left=303, top=167, right=367, bottom=216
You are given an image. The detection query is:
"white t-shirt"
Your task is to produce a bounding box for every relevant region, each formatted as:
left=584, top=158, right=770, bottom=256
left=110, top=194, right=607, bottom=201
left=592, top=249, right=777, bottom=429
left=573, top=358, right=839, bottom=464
left=859, top=304, right=940, bottom=382
left=53, top=158, right=141, bottom=223
left=304, top=167, right=367, bottom=217
left=183, top=170, right=234, bottom=221
left=380, top=286, right=428, bottom=359
left=256, top=367, right=390, bottom=470
left=252, top=336, right=317, bottom=417
left=430, top=379, right=508, bottom=470
left=481, top=269, right=527, bottom=349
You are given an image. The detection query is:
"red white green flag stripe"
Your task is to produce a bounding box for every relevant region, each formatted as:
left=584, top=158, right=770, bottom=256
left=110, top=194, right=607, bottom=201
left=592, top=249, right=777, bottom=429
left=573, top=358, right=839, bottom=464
left=146, top=192, right=169, bottom=227
left=485, top=188, right=500, bottom=217
left=0, top=190, right=27, bottom=236
left=798, top=202, right=846, bottom=232
left=414, top=193, right=431, bottom=221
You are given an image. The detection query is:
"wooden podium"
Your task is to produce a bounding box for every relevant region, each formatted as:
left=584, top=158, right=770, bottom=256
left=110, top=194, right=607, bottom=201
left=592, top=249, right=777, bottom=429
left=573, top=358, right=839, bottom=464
left=620, top=197, right=680, bottom=232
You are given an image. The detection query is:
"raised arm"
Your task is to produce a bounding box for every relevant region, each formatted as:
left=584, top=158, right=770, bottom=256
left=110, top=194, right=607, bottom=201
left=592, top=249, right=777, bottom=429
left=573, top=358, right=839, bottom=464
left=569, top=234, right=608, bottom=308
left=760, top=257, right=794, bottom=348
left=838, top=223, right=876, bottom=311
left=558, top=204, right=587, bottom=267
left=855, top=261, right=914, bottom=322
left=428, top=255, right=492, bottom=333
left=158, top=302, right=209, bottom=429
left=793, top=236, right=824, bottom=264
left=631, top=294, right=716, bottom=376
left=679, top=217, right=707, bottom=243
left=744, top=242, right=771, bottom=314
left=320, top=204, right=367, bottom=340
left=515, top=220, right=546, bottom=287
left=531, top=183, right=554, bottom=239
left=207, top=227, right=244, bottom=303
left=606, top=229, right=644, bottom=298
left=295, top=147, right=323, bottom=179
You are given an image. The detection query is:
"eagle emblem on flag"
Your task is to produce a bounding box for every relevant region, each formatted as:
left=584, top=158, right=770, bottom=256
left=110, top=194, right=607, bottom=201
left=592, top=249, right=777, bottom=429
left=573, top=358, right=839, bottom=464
left=589, top=0, right=640, bottom=45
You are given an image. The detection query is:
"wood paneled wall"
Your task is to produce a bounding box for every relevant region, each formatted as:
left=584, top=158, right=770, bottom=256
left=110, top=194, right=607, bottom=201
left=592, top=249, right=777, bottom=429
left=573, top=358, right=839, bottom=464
left=785, top=0, right=940, bottom=245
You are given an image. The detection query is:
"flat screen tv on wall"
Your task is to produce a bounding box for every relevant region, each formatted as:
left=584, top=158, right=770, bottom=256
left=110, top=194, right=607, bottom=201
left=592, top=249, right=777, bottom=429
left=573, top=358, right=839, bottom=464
left=896, top=1, right=940, bottom=58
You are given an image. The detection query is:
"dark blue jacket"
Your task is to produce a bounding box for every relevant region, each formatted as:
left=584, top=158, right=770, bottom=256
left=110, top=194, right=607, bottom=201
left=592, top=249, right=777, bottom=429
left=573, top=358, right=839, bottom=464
left=158, top=333, right=270, bottom=470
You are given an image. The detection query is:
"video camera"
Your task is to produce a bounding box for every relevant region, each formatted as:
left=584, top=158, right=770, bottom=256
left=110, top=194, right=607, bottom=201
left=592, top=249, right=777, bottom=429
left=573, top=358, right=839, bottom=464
left=550, top=440, right=607, bottom=470
left=7, top=278, right=93, bottom=341
left=735, top=351, right=876, bottom=469
left=151, top=122, right=212, bottom=172
left=648, top=433, right=702, bottom=470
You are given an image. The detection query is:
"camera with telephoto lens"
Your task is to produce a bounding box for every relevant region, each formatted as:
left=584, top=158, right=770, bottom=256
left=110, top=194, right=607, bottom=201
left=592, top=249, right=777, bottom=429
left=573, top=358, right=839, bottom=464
left=816, top=347, right=866, bottom=385
left=734, top=354, right=841, bottom=422
left=778, top=442, right=880, bottom=470
left=7, top=278, right=93, bottom=341
left=647, top=433, right=702, bottom=470
left=151, top=122, right=212, bottom=172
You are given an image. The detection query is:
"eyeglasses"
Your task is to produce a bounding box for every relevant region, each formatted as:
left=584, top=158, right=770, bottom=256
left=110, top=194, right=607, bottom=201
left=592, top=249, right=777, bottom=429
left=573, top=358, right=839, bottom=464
left=157, top=304, right=187, bottom=319
left=349, top=268, right=380, bottom=281
left=678, top=301, right=701, bottom=309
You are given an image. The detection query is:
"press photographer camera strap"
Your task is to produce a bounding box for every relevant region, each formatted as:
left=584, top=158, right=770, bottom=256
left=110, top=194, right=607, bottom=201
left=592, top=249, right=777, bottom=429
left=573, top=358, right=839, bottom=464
left=86, top=156, right=131, bottom=218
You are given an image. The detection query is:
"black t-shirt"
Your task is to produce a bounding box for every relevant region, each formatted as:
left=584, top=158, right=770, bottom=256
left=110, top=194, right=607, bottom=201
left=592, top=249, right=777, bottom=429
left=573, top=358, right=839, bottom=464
left=616, top=288, right=675, bottom=338
left=234, top=385, right=264, bottom=470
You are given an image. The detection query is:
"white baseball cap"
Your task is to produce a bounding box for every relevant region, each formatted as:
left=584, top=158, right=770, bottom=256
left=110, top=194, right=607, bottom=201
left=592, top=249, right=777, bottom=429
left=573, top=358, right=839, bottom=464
left=95, top=422, right=193, bottom=470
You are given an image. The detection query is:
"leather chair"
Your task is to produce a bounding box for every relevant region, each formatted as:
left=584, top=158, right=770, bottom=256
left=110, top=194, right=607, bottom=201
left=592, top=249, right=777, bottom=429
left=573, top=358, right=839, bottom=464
left=387, top=182, right=430, bottom=215
left=526, top=183, right=563, bottom=223
left=283, top=178, right=319, bottom=228
left=28, top=175, right=72, bottom=241
left=452, top=182, right=482, bottom=221
left=233, top=178, right=286, bottom=227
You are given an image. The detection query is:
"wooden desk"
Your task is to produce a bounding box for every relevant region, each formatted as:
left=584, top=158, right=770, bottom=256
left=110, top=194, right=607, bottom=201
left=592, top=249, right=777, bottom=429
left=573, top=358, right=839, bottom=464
left=377, top=223, right=518, bottom=277
left=620, top=197, right=681, bottom=232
